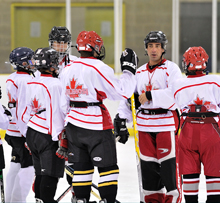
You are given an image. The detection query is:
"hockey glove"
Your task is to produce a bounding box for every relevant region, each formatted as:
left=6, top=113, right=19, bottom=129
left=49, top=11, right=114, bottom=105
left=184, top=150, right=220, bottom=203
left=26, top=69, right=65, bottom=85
left=114, top=113, right=130, bottom=144
left=2, top=105, right=12, bottom=121
left=120, top=48, right=139, bottom=75
left=56, top=130, right=68, bottom=161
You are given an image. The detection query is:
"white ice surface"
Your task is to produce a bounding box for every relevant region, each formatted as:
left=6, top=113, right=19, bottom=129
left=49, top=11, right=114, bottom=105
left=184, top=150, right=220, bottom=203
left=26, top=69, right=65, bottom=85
left=2, top=136, right=207, bottom=203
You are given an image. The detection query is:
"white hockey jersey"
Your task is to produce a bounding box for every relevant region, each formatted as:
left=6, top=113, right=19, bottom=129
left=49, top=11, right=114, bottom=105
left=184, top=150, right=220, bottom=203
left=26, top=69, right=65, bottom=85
left=6, top=71, right=33, bottom=137
left=58, top=54, right=78, bottom=78
left=60, top=57, right=136, bottom=130
left=118, top=59, right=182, bottom=132
left=22, top=74, right=65, bottom=141
left=172, top=73, right=220, bottom=116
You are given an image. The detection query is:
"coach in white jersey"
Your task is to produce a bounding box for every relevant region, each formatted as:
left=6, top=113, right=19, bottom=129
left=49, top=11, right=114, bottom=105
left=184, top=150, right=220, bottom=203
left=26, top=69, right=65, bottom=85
left=116, top=31, right=182, bottom=203
left=5, top=47, right=35, bottom=203
left=48, top=26, right=78, bottom=77
left=172, top=47, right=220, bottom=203
left=60, top=30, right=137, bottom=203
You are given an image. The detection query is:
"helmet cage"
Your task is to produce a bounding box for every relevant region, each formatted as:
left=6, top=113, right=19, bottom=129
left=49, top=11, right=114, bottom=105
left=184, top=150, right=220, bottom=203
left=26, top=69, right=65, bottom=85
left=144, top=31, right=168, bottom=54
left=182, top=46, right=209, bottom=73
left=48, top=26, right=72, bottom=57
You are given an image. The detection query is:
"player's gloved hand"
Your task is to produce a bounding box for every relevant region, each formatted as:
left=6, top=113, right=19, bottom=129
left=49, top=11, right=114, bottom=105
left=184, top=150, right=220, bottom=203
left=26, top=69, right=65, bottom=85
left=2, top=105, right=12, bottom=121
left=114, top=113, right=130, bottom=144
left=120, top=48, right=139, bottom=75
left=24, top=142, right=32, bottom=155
left=56, top=130, right=68, bottom=161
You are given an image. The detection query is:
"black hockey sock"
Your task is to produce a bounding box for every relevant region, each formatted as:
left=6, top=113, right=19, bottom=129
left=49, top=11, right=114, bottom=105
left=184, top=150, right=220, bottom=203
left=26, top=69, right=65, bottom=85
left=183, top=174, right=200, bottom=203
left=40, top=175, right=58, bottom=203
left=98, top=165, right=119, bottom=203
left=184, top=195, right=198, bottom=203
left=34, top=175, right=42, bottom=199
left=73, top=162, right=94, bottom=202
left=206, top=195, right=220, bottom=203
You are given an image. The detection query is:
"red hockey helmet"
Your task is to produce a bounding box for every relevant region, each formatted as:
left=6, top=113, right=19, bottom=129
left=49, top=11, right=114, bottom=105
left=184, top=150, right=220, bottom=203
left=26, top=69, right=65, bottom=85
left=76, top=31, right=105, bottom=60
left=182, top=46, right=209, bottom=72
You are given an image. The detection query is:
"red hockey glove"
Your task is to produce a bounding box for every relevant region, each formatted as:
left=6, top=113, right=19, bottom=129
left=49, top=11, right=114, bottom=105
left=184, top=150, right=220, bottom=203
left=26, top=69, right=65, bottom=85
left=56, top=130, right=68, bottom=161
left=113, top=113, right=130, bottom=144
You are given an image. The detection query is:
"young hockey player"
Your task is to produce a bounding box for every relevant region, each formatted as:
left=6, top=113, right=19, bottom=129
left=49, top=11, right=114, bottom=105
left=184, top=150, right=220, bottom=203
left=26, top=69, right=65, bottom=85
left=59, top=30, right=138, bottom=203
left=23, top=47, right=65, bottom=203
left=172, top=46, right=220, bottom=203
left=0, top=92, right=12, bottom=173
left=48, top=25, right=78, bottom=198
left=0, top=101, right=11, bottom=203
left=115, top=31, right=182, bottom=203
left=48, top=26, right=78, bottom=76
left=4, top=47, right=35, bottom=203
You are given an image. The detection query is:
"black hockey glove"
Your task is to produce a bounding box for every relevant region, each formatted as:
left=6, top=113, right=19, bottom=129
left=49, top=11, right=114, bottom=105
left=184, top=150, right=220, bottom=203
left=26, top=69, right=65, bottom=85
left=120, top=48, right=139, bottom=75
left=56, top=130, right=68, bottom=161
left=114, top=113, right=129, bottom=144
left=2, top=105, right=12, bottom=121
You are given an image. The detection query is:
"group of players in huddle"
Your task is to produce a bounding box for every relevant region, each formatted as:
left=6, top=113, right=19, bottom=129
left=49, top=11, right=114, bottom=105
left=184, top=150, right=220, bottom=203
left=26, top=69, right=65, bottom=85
left=0, top=26, right=220, bottom=203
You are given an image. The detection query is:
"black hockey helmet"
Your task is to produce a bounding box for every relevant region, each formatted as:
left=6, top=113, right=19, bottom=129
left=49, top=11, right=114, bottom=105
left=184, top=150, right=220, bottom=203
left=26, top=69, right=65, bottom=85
left=144, top=31, right=168, bottom=55
left=48, top=26, right=71, bottom=57
left=33, top=47, right=59, bottom=70
left=9, top=47, right=34, bottom=71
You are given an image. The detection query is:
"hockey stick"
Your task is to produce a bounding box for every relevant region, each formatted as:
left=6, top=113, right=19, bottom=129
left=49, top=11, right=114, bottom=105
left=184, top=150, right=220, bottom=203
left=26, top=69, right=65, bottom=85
left=130, top=94, right=144, bottom=202
left=65, top=165, right=120, bottom=203
left=0, top=169, right=5, bottom=203
left=56, top=185, right=72, bottom=202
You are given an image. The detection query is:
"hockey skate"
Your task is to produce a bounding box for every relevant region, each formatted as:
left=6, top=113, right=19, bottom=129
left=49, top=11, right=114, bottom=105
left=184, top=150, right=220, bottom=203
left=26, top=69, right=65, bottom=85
left=71, top=196, right=97, bottom=203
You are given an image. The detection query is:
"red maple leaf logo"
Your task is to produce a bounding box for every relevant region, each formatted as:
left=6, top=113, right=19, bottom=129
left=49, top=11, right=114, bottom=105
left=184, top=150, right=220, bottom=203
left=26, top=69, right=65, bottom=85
left=7, top=92, right=16, bottom=102
left=31, top=97, right=41, bottom=113
left=193, top=96, right=204, bottom=105
left=66, top=78, right=88, bottom=99
left=192, top=96, right=217, bottom=111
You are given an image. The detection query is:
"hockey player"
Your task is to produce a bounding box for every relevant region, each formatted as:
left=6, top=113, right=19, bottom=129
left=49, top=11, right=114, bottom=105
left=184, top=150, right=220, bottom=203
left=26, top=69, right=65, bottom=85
left=0, top=89, right=12, bottom=171
left=59, top=30, right=138, bottom=203
left=114, top=31, right=182, bottom=203
left=4, top=47, right=35, bottom=203
left=48, top=26, right=78, bottom=77
left=49, top=25, right=78, bottom=198
left=0, top=102, right=11, bottom=202
left=23, top=47, right=65, bottom=203
left=172, top=46, right=220, bottom=203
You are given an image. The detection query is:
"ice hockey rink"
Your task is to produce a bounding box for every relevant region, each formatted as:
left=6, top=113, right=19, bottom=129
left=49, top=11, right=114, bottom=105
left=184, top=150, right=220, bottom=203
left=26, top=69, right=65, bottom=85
left=2, top=99, right=207, bottom=203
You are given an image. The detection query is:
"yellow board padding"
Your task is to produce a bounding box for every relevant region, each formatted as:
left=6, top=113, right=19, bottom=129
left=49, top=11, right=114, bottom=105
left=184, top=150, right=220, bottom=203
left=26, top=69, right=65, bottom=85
left=0, top=130, right=6, bottom=140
